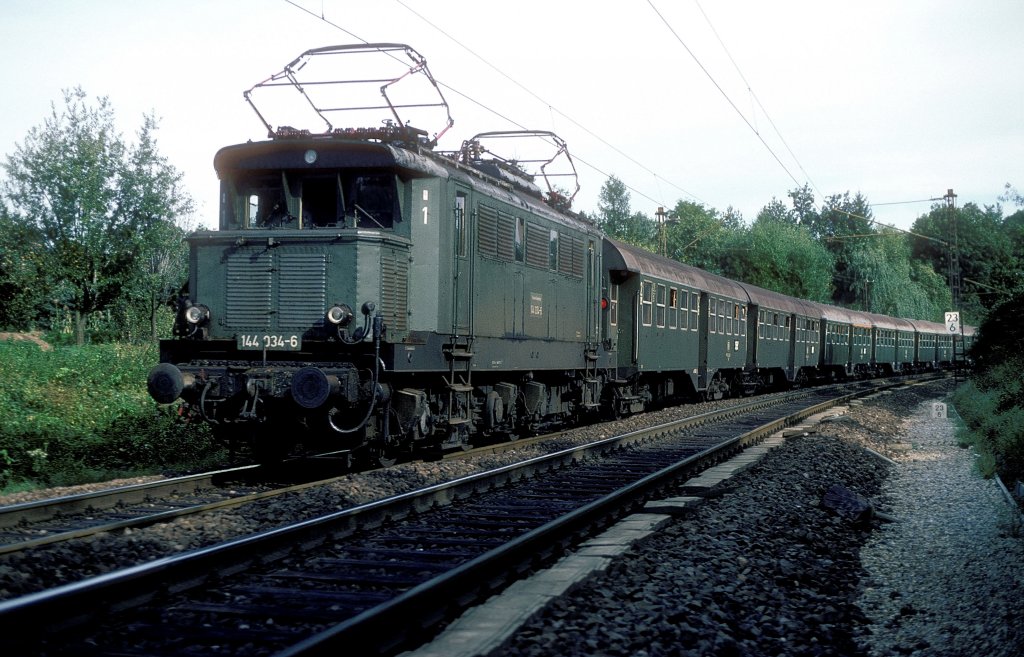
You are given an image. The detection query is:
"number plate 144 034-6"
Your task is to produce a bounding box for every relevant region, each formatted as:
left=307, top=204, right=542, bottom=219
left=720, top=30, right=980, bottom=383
left=237, top=334, right=301, bottom=350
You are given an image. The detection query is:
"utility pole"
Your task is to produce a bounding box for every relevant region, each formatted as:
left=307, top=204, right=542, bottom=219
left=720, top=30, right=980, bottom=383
left=944, top=188, right=963, bottom=382
left=945, top=189, right=961, bottom=310
left=656, top=206, right=667, bottom=257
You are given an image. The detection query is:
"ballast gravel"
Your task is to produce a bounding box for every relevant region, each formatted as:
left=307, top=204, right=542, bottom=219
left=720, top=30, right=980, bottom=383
left=1, top=382, right=1021, bottom=657
left=486, top=383, right=1024, bottom=657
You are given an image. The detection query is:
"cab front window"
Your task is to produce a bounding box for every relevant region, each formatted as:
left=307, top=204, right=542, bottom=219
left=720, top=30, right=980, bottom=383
left=223, top=170, right=400, bottom=230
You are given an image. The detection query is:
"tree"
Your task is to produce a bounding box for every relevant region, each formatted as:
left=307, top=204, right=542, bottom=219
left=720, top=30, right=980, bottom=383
left=665, top=200, right=735, bottom=274
left=813, top=192, right=876, bottom=306
left=911, top=201, right=1020, bottom=324
left=0, top=205, right=49, bottom=328
left=845, top=231, right=948, bottom=318
left=788, top=184, right=818, bottom=227
left=998, top=182, right=1024, bottom=209
left=757, top=198, right=794, bottom=225
left=724, top=216, right=834, bottom=302
left=116, top=114, right=194, bottom=341
left=596, top=176, right=656, bottom=248
left=1, top=88, right=193, bottom=344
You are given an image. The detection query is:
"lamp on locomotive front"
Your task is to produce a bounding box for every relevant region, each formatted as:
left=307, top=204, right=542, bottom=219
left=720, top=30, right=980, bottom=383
left=326, top=304, right=354, bottom=327
left=184, top=304, right=210, bottom=327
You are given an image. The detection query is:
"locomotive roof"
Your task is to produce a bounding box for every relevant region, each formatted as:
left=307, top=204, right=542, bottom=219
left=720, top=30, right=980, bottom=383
left=603, top=239, right=748, bottom=300
left=213, top=135, right=596, bottom=234
left=213, top=137, right=451, bottom=180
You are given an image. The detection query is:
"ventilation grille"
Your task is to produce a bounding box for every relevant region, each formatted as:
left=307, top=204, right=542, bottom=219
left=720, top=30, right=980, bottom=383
left=279, top=253, right=327, bottom=329
left=224, top=249, right=327, bottom=331
left=381, top=250, right=409, bottom=332
left=558, top=234, right=584, bottom=278
left=525, top=222, right=549, bottom=269
left=478, top=205, right=498, bottom=258
left=226, top=251, right=273, bottom=328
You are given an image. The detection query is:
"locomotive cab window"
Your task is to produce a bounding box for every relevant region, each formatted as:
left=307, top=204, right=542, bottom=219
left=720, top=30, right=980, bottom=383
left=301, top=174, right=342, bottom=227
left=226, top=170, right=399, bottom=230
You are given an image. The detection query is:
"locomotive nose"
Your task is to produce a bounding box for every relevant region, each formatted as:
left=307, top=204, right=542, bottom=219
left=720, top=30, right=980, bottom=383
left=147, top=363, right=192, bottom=404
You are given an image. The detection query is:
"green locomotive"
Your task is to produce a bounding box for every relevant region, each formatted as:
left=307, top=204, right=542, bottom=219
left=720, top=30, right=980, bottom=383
left=147, top=45, right=612, bottom=463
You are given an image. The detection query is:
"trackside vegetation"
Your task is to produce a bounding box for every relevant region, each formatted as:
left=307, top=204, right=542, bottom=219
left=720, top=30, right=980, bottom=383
left=0, top=340, right=221, bottom=495
left=952, top=294, right=1024, bottom=484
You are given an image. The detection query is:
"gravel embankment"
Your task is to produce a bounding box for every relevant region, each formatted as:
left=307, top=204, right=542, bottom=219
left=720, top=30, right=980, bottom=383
left=491, top=383, right=1024, bottom=657
left=3, top=382, right=1020, bottom=657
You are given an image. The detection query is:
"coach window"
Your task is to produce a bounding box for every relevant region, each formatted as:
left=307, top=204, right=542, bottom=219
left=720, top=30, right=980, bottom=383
left=641, top=280, right=654, bottom=326
left=609, top=283, right=619, bottom=327
left=668, top=288, right=678, bottom=329
left=709, top=298, right=717, bottom=334
left=718, top=300, right=726, bottom=334
left=679, top=290, right=689, bottom=329
left=656, top=284, right=667, bottom=328
left=690, top=292, right=699, bottom=331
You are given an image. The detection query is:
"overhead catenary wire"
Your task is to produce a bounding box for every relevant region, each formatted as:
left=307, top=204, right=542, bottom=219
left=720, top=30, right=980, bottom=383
left=284, top=0, right=954, bottom=247
left=646, top=0, right=803, bottom=191
left=656, top=0, right=954, bottom=246
left=691, top=0, right=821, bottom=198
left=390, top=0, right=705, bottom=209
left=284, top=0, right=702, bottom=212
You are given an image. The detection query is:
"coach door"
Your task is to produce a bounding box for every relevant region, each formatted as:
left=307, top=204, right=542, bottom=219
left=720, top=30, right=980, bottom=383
left=697, top=291, right=709, bottom=389
left=452, top=188, right=474, bottom=336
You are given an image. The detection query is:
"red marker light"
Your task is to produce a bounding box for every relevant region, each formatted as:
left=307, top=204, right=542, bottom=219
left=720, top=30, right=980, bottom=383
left=600, top=297, right=609, bottom=310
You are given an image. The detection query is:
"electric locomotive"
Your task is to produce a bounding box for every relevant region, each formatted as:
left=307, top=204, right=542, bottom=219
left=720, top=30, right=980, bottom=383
left=146, top=44, right=613, bottom=463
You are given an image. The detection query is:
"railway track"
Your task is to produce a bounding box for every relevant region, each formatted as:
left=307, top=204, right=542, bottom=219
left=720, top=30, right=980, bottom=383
left=0, top=389, right=804, bottom=558
left=0, top=378, right=920, bottom=656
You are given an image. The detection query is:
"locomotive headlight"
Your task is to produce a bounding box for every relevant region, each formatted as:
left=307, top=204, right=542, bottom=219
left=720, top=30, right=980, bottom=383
left=326, top=304, right=354, bottom=326
left=185, top=304, right=210, bottom=325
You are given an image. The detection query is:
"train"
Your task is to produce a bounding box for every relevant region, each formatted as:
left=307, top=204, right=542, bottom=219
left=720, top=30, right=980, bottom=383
left=146, top=44, right=974, bottom=465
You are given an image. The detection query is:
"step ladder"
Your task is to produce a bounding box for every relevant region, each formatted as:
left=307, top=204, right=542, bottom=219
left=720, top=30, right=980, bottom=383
left=582, top=344, right=601, bottom=409
left=443, top=338, right=474, bottom=426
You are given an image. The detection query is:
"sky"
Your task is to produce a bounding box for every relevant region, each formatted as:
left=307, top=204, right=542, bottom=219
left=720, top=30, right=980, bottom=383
left=1, top=0, right=1021, bottom=233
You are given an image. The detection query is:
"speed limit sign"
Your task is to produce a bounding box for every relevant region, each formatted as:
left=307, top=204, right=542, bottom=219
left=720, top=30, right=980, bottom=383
left=945, top=312, right=960, bottom=334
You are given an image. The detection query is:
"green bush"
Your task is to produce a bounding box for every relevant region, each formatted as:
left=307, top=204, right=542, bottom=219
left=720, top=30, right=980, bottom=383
left=953, top=359, right=1024, bottom=482
left=0, top=340, right=223, bottom=493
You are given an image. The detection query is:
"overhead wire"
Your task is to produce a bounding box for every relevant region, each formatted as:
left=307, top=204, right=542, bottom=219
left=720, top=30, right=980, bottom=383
left=284, top=0, right=702, bottom=211
left=691, top=0, right=821, bottom=198
left=390, top=0, right=705, bottom=208
left=659, top=0, right=953, bottom=246
left=285, top=0, right=953, bottom=247
left=646, top=0, right=803, bottom=190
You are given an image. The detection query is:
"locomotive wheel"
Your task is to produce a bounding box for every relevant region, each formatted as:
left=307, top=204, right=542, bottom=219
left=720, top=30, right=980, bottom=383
left=368, top=444, right=399, bottom=468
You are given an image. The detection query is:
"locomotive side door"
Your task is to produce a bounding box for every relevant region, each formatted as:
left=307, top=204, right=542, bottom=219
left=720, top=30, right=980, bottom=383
left=452, top=188, right=474, bottom=336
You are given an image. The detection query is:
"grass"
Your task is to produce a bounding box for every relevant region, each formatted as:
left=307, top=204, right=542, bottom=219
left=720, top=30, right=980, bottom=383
left=0, top=339, right=222, bottom=495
